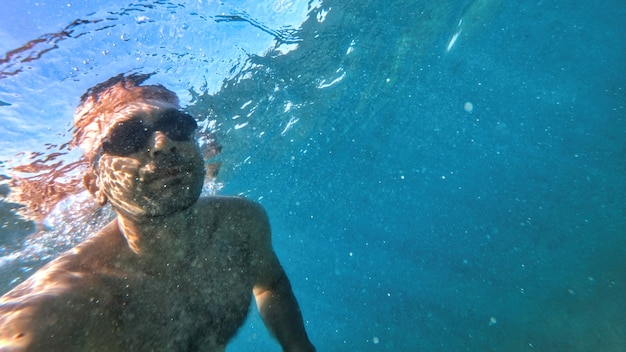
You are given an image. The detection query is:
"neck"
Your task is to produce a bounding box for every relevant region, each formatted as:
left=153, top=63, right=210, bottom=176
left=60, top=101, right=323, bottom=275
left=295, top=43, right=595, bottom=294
left=116, top=206, right=196, bottom=268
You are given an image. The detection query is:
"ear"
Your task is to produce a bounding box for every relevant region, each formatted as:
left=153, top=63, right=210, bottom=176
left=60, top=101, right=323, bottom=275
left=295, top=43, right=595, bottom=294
left=83, top=170, right=108, bottom=205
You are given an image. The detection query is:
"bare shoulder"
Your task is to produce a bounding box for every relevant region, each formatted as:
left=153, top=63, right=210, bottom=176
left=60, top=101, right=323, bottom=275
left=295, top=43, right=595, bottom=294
left=198, top=196, right=267, bottom=216
left=1, top=220, right=123, bottom=302
left=0, top=266, right=101, bottom=350
left=194, top=196, right=273, bottom=265
left=196, top=196, right=270, bottom=233
left=0, top=220, right=128, bottom=349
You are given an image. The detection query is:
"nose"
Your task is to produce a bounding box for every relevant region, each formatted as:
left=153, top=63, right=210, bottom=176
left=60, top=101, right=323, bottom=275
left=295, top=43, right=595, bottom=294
left=149, top=131, right=177, bottom=158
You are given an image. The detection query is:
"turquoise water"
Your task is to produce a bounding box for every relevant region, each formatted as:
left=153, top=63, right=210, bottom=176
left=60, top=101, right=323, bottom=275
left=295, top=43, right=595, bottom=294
left=1, top=1, right=625, bottom=351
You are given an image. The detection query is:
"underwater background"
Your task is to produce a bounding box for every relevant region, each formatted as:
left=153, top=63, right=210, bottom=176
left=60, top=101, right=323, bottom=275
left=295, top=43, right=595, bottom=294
left=1, top=0, right=625, bottom=351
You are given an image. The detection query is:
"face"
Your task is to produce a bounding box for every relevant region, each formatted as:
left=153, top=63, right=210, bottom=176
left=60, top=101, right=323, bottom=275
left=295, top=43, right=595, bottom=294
left=91, top=107, right=205, bottom=219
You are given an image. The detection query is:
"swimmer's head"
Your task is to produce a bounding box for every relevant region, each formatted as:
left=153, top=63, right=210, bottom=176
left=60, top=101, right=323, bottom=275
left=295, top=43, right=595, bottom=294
left=11, top=73, right=219, bottom=222
left=73, top=73, right=180, bottom=163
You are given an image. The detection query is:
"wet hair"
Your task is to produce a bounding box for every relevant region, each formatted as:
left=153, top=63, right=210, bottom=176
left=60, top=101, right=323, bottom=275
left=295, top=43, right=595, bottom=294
left=8, top=73, right=219, bottom=222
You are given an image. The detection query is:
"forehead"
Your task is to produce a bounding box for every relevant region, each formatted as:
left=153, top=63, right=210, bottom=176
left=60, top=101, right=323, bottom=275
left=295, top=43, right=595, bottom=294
left=112, top=102, right=178, bottom=125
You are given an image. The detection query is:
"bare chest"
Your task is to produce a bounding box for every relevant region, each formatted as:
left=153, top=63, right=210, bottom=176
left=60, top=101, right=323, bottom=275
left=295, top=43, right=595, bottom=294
left=94, top=234, right=255, bottom=351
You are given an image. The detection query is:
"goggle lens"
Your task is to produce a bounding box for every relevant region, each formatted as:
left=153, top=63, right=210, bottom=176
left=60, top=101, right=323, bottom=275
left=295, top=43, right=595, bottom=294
left=101, top=110, right=197, bottom=156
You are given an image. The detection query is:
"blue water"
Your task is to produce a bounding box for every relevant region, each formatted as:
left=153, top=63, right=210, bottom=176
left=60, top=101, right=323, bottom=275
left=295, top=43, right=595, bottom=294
left=1, top=1, right=625, bottom=351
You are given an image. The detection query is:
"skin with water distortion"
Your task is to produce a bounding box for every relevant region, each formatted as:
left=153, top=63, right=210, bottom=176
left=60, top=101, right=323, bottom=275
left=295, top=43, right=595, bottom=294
left=0, top=75, right=316, bottom=352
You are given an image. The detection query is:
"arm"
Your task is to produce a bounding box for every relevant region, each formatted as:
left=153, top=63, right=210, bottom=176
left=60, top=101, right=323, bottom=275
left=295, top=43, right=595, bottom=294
left=251, top=206, right=315, bottom=352
left=254, top=257, right=315, bottom=352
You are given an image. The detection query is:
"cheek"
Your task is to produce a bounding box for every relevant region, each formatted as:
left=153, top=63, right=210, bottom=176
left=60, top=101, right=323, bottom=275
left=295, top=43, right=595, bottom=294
left=97, top=156, right=141, bottom=196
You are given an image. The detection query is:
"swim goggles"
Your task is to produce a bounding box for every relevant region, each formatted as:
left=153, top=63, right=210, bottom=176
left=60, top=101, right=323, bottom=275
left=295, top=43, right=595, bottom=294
left=101, top=109, right=198, bottom=156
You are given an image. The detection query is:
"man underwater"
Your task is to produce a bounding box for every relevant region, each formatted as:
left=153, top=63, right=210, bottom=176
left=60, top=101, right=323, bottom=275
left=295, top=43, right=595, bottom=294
left=0, top=74, right=316, bottom=351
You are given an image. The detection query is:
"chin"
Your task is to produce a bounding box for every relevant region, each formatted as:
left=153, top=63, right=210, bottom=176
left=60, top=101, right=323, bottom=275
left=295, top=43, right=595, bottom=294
left=145, top=185, right=202, bottom=216
left=113, top=181, right=203, bottom=219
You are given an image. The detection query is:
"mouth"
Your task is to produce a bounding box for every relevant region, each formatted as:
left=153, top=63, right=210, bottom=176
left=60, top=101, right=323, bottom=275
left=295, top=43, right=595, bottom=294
left=155, top=172, right=184, bottom=186
left=138, top=163, right=193, bottom=185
